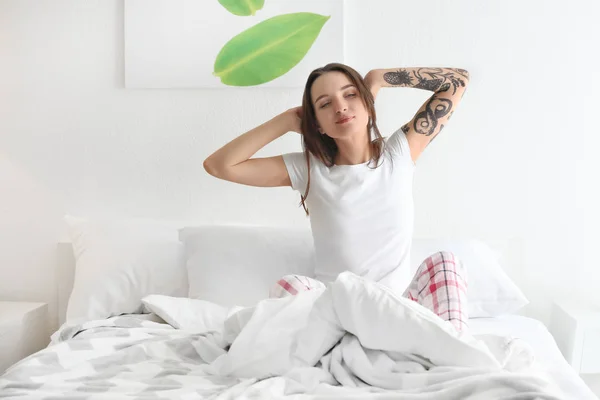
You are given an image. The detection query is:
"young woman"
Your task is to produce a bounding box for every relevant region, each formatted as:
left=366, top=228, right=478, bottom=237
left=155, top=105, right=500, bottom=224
left=204, top=63, right=471, bottom=331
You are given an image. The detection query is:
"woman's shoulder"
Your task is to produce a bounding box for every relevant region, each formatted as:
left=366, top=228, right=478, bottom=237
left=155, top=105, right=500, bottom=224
left=281, top=151, right=328, bottom=193
left=281, top=150, right=323, bottom=169
left=385, top=128, right=415, bottom=166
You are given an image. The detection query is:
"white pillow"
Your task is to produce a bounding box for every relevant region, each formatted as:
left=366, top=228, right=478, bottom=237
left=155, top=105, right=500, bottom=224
left=64, top=215, right=187, bottom=323
left=180, top=224, right=316, bottom=307
left=410, top=238, right=528, bottom=318
left=180, top=224, right=526, bottom=317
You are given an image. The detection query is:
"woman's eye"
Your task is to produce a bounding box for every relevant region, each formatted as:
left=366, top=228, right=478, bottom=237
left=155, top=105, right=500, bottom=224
left=319, top=94, right=354, bottom=109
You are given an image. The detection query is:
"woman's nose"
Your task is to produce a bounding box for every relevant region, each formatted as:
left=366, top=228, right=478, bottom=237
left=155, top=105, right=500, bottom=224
left=334, top=100, right=347, bottom=114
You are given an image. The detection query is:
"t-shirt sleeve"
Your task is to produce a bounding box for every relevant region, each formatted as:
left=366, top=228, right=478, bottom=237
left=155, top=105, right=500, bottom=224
left=386, top=127, right=416, bottom=167
left=282, top=152, right=309, bottom=193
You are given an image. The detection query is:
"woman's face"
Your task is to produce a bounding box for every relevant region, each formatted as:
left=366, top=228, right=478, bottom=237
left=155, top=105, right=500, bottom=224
left=311, top=71, right=370, bottom=140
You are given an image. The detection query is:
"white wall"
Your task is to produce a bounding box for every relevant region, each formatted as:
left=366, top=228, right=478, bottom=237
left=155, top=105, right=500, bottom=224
left=1, top=0, right=598, bottom=333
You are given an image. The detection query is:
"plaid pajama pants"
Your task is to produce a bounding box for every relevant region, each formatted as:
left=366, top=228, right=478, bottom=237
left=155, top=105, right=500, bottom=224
left=269, top=251, right=469, bottom=332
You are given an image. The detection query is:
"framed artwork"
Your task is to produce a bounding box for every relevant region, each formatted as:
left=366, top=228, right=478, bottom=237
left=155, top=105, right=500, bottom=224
left=124, top=0, right=345, bottom=88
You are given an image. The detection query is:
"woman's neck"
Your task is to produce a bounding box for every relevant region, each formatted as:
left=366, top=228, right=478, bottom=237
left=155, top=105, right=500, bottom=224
left=334, top=134, right=372, bottom=165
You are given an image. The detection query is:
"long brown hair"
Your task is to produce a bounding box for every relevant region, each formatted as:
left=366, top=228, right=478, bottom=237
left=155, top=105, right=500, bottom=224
left=298, top=63, right=391, bottom=216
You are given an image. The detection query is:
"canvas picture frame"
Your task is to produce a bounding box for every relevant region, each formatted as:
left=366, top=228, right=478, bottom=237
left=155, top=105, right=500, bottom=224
left=124, top=0, right=345, bottom=89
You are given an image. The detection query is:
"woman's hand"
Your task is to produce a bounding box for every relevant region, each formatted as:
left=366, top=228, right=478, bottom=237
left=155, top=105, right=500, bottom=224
left=363, top=69, right=382, bottom=102
left=282, top=106, right=303, bottom=134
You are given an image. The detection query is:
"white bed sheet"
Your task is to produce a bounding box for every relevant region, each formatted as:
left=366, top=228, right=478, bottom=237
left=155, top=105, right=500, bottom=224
left=469, top=314, right=598, bottom=400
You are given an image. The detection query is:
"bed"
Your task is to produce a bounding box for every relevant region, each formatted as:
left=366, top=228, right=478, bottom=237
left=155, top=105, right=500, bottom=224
left=0, top=221, right=597, bottom=399
left=468, top=315, right=597, bottom=399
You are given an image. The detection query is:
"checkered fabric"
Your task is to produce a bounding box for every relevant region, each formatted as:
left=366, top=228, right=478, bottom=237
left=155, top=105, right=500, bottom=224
left=269, top=274, right=326, bottom=298
left=270, top=251, right=468, bottom=331
left=402, top=251, right=469, bottom=331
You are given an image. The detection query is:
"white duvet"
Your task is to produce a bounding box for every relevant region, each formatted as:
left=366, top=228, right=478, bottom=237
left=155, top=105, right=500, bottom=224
left=0, top=272, right=569, bottom=399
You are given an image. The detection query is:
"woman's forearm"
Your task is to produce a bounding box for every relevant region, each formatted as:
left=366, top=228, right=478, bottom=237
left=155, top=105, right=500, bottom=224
left=366, top=67, right=470, bottom=97
left=204, top=112, right=292, bottom=170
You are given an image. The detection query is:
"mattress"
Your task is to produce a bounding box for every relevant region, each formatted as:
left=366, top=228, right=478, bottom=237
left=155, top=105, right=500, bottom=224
left=469, top=314, right=598, bottom=399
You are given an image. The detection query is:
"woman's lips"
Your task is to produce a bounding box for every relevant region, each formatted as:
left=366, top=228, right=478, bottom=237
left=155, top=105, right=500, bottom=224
left=336, top=116, right=354, bottom=124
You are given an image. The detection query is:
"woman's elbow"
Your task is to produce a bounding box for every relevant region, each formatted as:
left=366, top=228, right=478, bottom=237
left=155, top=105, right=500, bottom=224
left=203, top=157, right=221, bottom=177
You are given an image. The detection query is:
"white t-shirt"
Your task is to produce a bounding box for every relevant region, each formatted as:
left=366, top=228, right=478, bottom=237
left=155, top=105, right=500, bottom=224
left=282, top=128, right=416, bottom=293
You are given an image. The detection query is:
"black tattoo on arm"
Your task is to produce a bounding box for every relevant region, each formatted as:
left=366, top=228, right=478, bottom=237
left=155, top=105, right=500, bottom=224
left=383, top=68, right=468, bottom=94
left=412, top=93, right=453, bottom=136
left=395, top=69, right=467, bottom=149
left=384, top=69, right=417, bottom=86
left=447, top=68, right=470, bottom=80
left=426, top=125, right=443, bottom=147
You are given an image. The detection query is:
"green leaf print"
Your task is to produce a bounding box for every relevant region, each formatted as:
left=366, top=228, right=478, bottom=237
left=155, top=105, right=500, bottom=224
left=218, top=0, right=265, bottom=17
left=213, top=12, right=330, bottom=86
